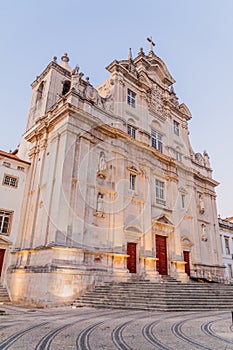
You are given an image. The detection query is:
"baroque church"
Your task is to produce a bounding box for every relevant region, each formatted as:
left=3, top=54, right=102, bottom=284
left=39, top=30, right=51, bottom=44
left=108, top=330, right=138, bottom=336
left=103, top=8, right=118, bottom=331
left=4, top=39, right=225, bottom=306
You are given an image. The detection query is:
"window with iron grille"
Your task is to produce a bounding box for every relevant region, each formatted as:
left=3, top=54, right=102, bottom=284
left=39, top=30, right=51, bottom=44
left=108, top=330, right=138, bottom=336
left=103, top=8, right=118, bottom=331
left=3, top=175, right=18, bottom=188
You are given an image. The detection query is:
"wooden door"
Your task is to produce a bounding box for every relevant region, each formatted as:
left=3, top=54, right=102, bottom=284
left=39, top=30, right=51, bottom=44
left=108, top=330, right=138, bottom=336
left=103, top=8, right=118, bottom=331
left=127, top=243, right=137, bottom=273
left=0, top=249, right=5, bottom=276
left=183, top=251, right=190, bottom=276
left=156, top=235, right=168, bottom=275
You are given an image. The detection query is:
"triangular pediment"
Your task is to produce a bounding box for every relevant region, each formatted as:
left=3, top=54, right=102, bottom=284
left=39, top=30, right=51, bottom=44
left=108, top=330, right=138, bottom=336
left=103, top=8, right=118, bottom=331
left=0, top=236, right=12, bottom=246
left=154, top=214, right=174, bottom=226
left=179, top=186, right=188, bottom=195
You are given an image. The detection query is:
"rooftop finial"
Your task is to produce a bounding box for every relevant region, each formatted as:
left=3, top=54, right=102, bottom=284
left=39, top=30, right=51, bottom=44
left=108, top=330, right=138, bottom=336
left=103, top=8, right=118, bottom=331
left=138, top=47, right=144, bottom=55
left=61, top=53, right=69, bottom=63
left=147, top=36, right=155, bottom=53
left=128, top=48, right=132, bottom=60
left=53, top=56, right=57, bottom=62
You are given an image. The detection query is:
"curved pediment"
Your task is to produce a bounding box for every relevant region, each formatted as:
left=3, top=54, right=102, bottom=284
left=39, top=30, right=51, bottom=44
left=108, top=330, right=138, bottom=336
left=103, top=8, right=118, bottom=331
left=147, top=55, right=175, bottom=87
left=124, top=225, right=142, bottom=233
left=181, top=235, right=194, bottom=247
left=179, top=103, right=192, bottom=120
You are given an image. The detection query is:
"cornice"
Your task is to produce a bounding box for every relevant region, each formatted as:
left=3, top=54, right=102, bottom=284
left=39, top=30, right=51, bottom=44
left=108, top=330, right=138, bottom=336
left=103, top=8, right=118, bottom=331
left=194, top=170, right=219, bottom=187
left=31, top=61, right=71, bottom=88
left=0, top=153, right=30, bottom=166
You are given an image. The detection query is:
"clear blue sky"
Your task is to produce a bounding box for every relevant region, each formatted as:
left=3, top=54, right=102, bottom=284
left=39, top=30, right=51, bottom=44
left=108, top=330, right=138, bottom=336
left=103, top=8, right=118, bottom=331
left=0, top=0, right=232, bottom=217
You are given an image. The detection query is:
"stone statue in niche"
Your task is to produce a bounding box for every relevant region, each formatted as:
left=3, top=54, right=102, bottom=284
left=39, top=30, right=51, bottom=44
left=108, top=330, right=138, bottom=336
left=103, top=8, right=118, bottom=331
left=199, top=194, right=205, bottom=214
left=201, top=224, right=208, bottom=241
left=203, top=150, right=211, bottom=168
left=99, top=152, right=106, bottom=171
left=97, top=192, right=104, bottom=212
left=94, top=192, right=106, bottom=218
left=97, top=152, right=107, bottom=179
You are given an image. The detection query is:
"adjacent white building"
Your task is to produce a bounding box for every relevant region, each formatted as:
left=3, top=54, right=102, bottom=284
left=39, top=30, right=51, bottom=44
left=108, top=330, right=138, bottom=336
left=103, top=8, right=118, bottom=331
left=219, top=217, right=233, bottom=283
left=0, top=150, right=30, bottom=287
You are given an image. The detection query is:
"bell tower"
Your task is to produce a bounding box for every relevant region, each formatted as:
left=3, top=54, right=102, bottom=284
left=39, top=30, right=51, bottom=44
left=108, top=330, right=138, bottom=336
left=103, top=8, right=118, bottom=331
left=25, top=53, right=72, bottom=131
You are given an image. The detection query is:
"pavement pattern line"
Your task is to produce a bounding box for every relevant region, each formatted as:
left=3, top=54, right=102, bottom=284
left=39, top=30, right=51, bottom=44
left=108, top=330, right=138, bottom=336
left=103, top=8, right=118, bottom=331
left=0, top=306, right=233, bottom=349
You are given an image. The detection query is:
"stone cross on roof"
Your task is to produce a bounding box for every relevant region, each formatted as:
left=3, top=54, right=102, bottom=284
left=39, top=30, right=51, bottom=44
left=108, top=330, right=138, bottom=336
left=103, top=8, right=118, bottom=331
left=147, top=36, right=155, bottom=53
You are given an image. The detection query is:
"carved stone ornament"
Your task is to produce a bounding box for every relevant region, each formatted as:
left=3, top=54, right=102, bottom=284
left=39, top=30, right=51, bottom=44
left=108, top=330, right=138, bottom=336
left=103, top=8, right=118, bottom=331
left=97, top=171, right=106, bottom=179
left=146, top=84, right=165, bottom=116
left=84, top=85, right=99, bottom=103
left=203, top=150, right=211, bottom=168
left=195, top=153, right=204, bottom=166
left=102, top=95, right=114, bottom=113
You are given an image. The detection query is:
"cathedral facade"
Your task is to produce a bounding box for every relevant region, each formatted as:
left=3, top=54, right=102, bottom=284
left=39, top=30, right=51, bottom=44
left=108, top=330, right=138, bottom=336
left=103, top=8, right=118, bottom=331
left=6, top=45, right=224, bottom=306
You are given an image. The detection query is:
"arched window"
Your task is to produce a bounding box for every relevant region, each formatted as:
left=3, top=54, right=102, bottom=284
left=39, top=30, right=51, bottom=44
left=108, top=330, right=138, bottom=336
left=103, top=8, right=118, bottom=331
left=62, top=80, right=71, bottom=95
left=37, top=81, right=44, bottom=101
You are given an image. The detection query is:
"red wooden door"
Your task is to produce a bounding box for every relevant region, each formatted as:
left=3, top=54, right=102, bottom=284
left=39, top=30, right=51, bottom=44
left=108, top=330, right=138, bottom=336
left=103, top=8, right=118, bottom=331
left=183, top=251, right=190, bottom=276
left=127, top=243, right=137, bottom=273
left=0, top=249, right=5, bottom=276
left=156, top=235, right=168, bottom=275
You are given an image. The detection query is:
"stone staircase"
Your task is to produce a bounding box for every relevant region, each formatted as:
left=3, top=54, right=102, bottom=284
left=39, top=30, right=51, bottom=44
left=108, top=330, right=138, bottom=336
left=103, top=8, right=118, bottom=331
left=72, top=278, right=233, bottom=311
left=0, top=282, right=11, bottom=304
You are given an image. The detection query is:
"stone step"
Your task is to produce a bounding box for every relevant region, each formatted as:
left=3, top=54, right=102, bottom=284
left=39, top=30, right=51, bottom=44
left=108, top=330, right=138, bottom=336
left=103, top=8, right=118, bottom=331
left=81, top=295, right=233, bottom=302
left=73, top=280, right=233, bottom=312
left=0, top=282, right=11, bottom=303
left=96, top=283, right=231, bottom=289
left=88, top=290, right=233, bottom=296
left=75, top=297, right=233, bottom=305
left=74, top=300, right=233, bottom=311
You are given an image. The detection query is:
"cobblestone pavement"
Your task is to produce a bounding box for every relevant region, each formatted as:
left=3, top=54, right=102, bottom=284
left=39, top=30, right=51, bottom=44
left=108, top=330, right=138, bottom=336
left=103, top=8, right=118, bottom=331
left=0, top=305, right=233, bottom=349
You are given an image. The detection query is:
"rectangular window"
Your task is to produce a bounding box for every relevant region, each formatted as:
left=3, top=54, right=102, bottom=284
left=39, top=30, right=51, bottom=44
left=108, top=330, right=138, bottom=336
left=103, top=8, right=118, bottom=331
left=181, top=194, right=185, bottom=208
left=130, top=174, right=136, bottom=190
left=3, top=175, right=18, bottom=188
left=0, top=210, right=13, bottom=235
left=2, top=161, right=10, bottom=168
left=173, top=120, right=179, bottom=136
left=220, top=235, right=223, bottom=253
left=225, top=237, right=230, bottom=255
left=151, top=130, right=163, bottom=153
left=127, top=89, right=136, bottom=107
left=155, top=179, right=165, bottom=205
left=17, top=166, right=25, bottom=172
left=174, top=150, right=182, bottom=162
left=127, top=125, right=136, bottom=139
